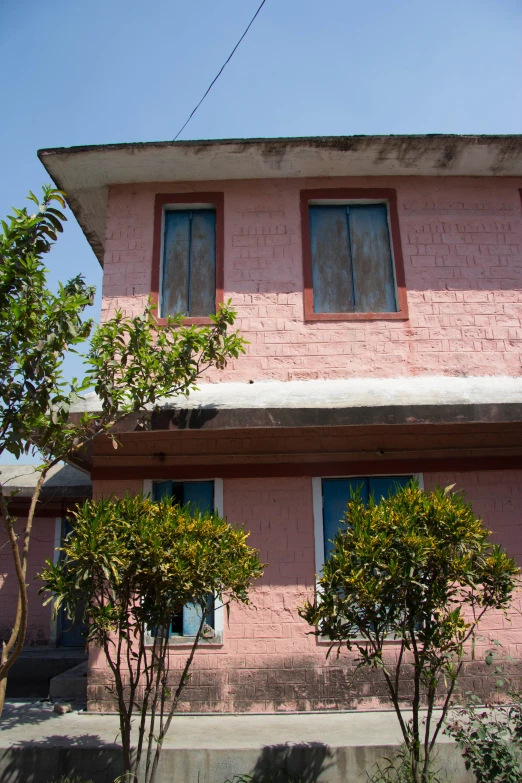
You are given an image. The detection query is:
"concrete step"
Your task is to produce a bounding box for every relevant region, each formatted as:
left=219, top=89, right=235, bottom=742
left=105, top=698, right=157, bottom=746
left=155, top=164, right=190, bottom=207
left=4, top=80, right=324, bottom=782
left=5, top=648, right=88, bottom=699
left=49, top=661, right=88, bottom=704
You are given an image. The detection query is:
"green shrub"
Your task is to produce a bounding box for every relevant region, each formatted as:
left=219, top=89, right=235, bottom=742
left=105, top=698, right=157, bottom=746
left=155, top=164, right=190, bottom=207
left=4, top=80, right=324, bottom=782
left=446, top=647, right=522, bottom=783
left=40, top=494, right=264, bottom=783
left=365, top=746, right=445, bottom=783
left=300, top=481, right=519, bottom=783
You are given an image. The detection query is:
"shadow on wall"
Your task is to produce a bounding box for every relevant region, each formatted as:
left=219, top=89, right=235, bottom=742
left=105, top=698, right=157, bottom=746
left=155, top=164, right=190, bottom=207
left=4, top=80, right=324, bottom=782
left=247, top=742, right=333, bottom=783
left=0, top=735, right=123, bottom=783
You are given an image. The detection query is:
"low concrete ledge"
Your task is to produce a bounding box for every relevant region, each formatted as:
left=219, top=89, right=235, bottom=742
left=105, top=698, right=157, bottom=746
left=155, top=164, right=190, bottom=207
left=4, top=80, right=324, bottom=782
left=0, top=703, right=474, bottom=783
left=0, top=742, right=474, bottom=783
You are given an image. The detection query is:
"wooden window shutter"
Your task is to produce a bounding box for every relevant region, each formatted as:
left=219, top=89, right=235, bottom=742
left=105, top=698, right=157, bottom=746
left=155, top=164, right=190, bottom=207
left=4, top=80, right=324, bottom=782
left=349, top=204, right=396, bottom=313
left=322, top=478, right=368, bottom=558
left=368, top=475, right=410, bottom=502
left=309, top=203, right=397, bottom=314
left=161, top=209, right=216, bottom=317
left=309, top=206, right=354, bottom=313
left=322, top=476, right=412, bottom=559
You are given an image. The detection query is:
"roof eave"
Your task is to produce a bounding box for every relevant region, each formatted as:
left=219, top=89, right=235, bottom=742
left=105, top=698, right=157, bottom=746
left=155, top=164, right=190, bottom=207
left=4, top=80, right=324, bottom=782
left=38, top=134, right=522, bottom=268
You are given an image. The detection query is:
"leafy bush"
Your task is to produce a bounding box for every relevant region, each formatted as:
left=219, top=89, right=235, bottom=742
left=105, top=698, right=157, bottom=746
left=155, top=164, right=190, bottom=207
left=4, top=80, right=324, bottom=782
left=300, top=481, right=519, bottom=783
left=446, top=646, right=522, bottom=782
left=365, top=746, right=445, bottom=783
left=40, top=494, right=264, bottom=783
left=447, top=698, right=522, bottom=782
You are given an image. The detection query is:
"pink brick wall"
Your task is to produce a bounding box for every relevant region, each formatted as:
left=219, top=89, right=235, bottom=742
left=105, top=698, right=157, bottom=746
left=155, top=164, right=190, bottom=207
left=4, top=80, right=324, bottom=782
left=424, top=471, right=522, bottom=664
left=88, top=470, right=522, bottom=712
left=0, top=517, right=56, bottom=646
left=102, top=177, right=522, bottom=380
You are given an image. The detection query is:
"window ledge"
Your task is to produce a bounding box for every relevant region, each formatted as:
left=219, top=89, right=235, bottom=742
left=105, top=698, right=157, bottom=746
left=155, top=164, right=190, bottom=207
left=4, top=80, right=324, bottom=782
left=305, top=311, right=409, bottom=322
left=154, top=316, right=214, bottom=327
left=145, top=633, right=223, bottom=648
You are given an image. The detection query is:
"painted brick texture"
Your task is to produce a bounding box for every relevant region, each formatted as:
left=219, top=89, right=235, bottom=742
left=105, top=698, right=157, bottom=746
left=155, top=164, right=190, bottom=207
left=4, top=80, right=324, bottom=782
left=0, top=517, right=55, bottom=646
left=88, top=470, right=522, bottom=712
left=101, top=177, right=522, bottom=381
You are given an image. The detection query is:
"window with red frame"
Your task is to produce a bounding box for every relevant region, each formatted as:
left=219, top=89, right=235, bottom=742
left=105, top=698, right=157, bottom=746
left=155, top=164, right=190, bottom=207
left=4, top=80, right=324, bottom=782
left=301, top=189, right=408, bottom=322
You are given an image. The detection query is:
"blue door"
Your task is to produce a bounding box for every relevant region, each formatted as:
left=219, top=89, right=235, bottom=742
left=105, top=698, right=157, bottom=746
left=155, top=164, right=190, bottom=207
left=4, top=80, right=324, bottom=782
left=58, top=520, right=88, bottom=647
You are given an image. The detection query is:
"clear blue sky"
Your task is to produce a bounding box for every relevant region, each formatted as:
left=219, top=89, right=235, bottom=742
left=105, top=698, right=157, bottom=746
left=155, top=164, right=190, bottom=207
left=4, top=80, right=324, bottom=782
left=1, top=0, right=521, bottom=463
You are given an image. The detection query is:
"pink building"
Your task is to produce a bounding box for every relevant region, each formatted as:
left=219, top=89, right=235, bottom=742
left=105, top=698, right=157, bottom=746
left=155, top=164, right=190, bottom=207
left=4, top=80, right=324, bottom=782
left=39, top=135, right=522, bottom=712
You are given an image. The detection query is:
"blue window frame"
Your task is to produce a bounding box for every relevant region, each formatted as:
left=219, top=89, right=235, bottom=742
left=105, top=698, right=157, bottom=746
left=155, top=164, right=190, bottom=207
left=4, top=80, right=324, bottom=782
left=152, top=480, right=215, bottom=637
left=161, top=209, right=216, bottom=318
left=322, top=476, right=411, bottom=558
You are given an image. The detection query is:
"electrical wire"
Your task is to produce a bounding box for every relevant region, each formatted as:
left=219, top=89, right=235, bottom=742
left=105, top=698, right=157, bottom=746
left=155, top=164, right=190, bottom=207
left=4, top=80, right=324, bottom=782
left=173, top=0, right=268, bottom=141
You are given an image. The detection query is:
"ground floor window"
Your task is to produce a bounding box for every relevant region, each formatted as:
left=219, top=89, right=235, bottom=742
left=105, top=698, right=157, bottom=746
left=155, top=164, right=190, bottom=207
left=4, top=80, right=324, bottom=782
left=314, top=475, right=413, bottom=567
left=151, top=480, right=216, bottom=639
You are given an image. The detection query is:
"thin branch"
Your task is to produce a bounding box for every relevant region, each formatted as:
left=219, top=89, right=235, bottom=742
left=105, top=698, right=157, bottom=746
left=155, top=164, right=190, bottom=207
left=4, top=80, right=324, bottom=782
left=429, top=660, right=464, bottom=753
left=148, top=612, right=206, bottom=783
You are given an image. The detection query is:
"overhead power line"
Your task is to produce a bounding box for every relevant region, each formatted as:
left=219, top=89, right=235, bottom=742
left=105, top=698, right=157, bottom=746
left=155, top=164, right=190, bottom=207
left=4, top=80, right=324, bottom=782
left=173, top=0, right=268, bottom=141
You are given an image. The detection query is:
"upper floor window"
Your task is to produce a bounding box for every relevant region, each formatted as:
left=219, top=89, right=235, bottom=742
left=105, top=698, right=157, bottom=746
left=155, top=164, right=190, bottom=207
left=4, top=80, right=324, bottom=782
left=310, top=204, right=396, bottom=314
left=301, top=189, right=408, bottom=322
left=162, top=208, right=216, bottom=317
left=151, top=193, right=224, bottom=325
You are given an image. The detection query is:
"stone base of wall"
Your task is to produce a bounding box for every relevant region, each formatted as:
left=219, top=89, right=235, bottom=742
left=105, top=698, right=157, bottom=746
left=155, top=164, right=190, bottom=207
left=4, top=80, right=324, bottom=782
left=87, top=657, right=522, bottom=713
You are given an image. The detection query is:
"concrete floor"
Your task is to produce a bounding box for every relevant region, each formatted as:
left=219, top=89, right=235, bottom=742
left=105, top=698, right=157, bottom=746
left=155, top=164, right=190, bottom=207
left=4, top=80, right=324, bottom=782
left=0, top=700, right=473, bottom=783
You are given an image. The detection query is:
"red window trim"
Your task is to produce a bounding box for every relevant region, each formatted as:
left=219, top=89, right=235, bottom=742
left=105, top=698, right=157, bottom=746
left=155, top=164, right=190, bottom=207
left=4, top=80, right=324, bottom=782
left=300, top=188, right=409, bottom=322
left=150, top=192, right=225, bottom=326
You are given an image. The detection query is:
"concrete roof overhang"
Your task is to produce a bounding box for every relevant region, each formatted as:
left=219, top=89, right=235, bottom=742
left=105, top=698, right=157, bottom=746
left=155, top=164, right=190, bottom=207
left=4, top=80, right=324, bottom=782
left=38, top=134, right=522, bottom=267
left=71, top=375, right=522, bottom=434
left=0, top=463, right=92, bottom=498
left=68, top=376, right=522, bottom=475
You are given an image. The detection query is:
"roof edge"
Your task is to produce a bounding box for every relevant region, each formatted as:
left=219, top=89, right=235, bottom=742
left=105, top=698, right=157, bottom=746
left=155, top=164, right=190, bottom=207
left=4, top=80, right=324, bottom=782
left=37, top=133, right=522, bottom=159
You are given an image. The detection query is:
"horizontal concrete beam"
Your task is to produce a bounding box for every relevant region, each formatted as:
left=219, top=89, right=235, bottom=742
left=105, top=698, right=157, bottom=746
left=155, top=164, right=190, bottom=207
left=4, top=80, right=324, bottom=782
left=71, top=376, right=522, bottom=433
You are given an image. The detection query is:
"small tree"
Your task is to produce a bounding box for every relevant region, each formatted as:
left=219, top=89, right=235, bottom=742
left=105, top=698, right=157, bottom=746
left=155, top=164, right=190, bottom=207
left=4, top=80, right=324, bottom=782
left=0, top=187, right=245, bottom=713
left=300, top=482, right=519, bottom=783
left=39, top=495, right=264, bottom=783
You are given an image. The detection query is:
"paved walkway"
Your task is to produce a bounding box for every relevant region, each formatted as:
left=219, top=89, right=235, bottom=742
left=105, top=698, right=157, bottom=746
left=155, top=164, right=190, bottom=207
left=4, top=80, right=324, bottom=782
left=1, top=700, right=456, bottom=748
left=0, top=700, right=471, bottom=783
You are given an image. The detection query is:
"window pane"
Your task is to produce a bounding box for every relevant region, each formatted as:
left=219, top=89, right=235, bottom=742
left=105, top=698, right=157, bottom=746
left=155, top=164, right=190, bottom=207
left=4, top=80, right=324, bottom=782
left=368, top=476, right=410, bottom=502
left=183, top=481, right=214, bottom=514
left=309, top=206, right=354, bottom=313
left=348, top=204, right=397, bottom=313
left=182, top=596, right=215, bottom=637
left=189, top=211, right=216, bottom=316
left=152, top=480, right=173, bottom=501
left=322, top=478, right=368, bottom=557
left=322, top=476, right=412, bottom=559
left=162, top=211, right=190, bottom=316
left=152, top=480, right=216, bottom=636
